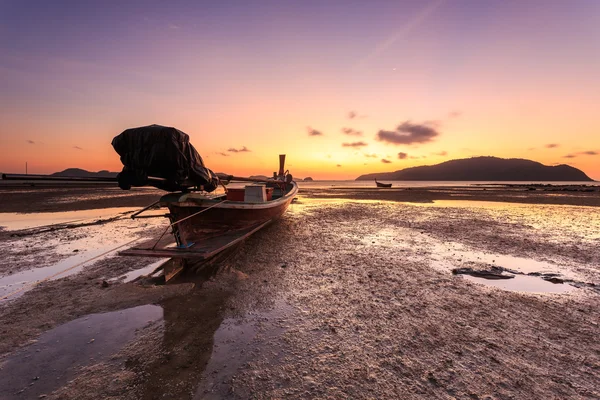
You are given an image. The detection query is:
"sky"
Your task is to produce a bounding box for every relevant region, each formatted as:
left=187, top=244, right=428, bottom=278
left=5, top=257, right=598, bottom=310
left=0, top=0, right=599, bottom=180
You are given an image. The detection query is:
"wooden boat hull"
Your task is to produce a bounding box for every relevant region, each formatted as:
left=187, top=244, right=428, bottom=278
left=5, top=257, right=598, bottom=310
left=120, top=181, right=298, bottom=259
left=167, top=182, right=298, bottom=247
left=376, top=182, right=392, bottom=188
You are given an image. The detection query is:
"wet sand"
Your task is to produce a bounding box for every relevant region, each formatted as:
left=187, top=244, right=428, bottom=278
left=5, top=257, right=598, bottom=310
left=0, top=184, right=599, bottom=399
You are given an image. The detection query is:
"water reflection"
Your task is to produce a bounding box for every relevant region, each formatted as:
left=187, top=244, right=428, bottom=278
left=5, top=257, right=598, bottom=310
left=463, top=274, right=575, bottom=294
left=0, top=305, right=163, bottom=399
left=0, top=207, right=136, bottom=231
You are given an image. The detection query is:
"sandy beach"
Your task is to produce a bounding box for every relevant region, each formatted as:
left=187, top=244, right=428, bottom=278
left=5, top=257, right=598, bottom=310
left=0, top=184, right=599, bottom=399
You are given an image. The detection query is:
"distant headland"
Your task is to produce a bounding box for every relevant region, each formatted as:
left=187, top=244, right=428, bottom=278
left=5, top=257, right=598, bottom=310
left=356, top=157, right=594, bottom=182
left=52, top=169, right=118, bottom=178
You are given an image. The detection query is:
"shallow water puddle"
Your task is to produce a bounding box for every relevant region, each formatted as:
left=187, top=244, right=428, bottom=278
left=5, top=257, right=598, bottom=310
left=462, top=274, right=576, bottom=294
left=122, top=258, right=169, bottom=282
left=428, top=242, right=581, bottom=293
left=429, top=241, right=565, bottom=276
left=0, top=305, right=163, bottom=399
left=0, top=213, right=167, bottom=300
left=0, top=207, right=136, bottom=231
left=195, top=300, right=293, bottom=398
left=0, top=245, right=120, bottom=299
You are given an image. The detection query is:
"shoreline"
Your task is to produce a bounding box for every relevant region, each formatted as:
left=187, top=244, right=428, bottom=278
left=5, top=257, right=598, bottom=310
left=1, top=182, right=599, bottom=214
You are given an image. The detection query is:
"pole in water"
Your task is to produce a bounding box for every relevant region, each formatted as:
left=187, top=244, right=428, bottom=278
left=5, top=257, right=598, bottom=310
left=26, top=161, right=28, bottom=175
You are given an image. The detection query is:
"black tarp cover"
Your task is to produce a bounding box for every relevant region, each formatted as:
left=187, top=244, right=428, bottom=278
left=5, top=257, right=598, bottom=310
left=111, top=124, right=219, bottom=192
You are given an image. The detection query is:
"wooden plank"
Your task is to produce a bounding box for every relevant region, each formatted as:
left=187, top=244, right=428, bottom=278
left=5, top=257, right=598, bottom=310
left=164, top=259, right=185, bottom=282
left=119, top=220, right=271, bottom=259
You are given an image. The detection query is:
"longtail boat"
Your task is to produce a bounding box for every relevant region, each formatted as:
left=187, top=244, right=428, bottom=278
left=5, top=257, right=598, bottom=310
left=111, top=125, right=298, bottom=266
left=375, top=178, right=392, bottom=188
left=120, top=159, right=297, bottom=260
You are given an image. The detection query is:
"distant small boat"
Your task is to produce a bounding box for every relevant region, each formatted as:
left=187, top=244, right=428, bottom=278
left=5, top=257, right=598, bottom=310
left=375, top=178, right=392, bottom=188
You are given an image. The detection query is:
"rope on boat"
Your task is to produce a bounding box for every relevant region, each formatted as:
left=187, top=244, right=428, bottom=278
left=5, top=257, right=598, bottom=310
left=169, top=199, right=228, bottom=227
left=0, top=237, right=141, bottom=301
left=150, top=199, right=228, bottom=250
left=130, top=200, right=161, bottom=219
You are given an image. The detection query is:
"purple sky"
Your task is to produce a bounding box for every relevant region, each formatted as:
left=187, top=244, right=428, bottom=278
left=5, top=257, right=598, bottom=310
left=1, top=0, right=599, bottom=178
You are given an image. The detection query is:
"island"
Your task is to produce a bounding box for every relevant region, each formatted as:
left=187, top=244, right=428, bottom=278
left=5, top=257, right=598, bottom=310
left=356, top=156, right=593, bottom=181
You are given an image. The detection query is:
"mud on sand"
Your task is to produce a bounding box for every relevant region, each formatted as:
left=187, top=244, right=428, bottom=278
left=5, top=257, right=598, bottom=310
left=0, top=186, right=599, bottom=399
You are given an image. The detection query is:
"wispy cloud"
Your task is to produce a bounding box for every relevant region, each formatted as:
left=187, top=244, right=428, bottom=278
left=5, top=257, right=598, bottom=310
left=73, top=146, right=83, bottom=150
left=546, top=143, right=560, bottom=149
left=341, top=127, right=363, bottom=136
left=431, top=151, right=447, bottom=156
left=307, top=127, right=323, bottom=136
left=168, top=23, right=181, bottom=30
left=336, top=164, right=342, bottom=167
left=216, top=152, right=229, bottom=157
left=448, top=111, right=462, bottom=118
left=564, top=150, right=598, bottom=158
left=348, top=111, right=357, bottom=119
left=381, top=159, right=392, bottom=164
left=376, top=121, right=440, bottom=145
left=398, top=152, right=408, bottom=159
left=342, top=141, right=368, bottom=148
left=26, top=140, right=34, bottom=144
left=227, top=146, right=251, bottom=153
left=364, top=153, right=378, bottom=158
left=354, top=0, right=444, bottom=70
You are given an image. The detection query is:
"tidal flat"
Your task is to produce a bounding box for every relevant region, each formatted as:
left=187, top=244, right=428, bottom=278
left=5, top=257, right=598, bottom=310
left=0, top=184, right=598, bottom=399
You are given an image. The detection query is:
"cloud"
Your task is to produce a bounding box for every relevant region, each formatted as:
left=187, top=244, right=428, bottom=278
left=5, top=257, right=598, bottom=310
left=168, top=23, right=181, bottom=30
left=364, top=153, right=378, bottom=158
left=341, top=127, right=363, bottom=136
left=227, top=146, right=251, bottom=153
left=376, top=121, right=440, bottom=145
left=398, top=152, right=408, bottom=159
left=563, top=150, right=598, bottom=158
left=381, top=159, right=392, bottom=164
left=432, top=151, right=447, bottom=156
left=546, top=143, right=560, bottom=149
left=342, top=141, right=368, bottom=148
left=26, top=140, right=35, bottom=144
left=448, top=111, right=462, bottom=118
left=307, top=127, right=323, bottom=136
left=73, top=146, right=83, bottom=150
left=216, top=152, right=229, bottom=157
left=336, top=164, right=342, bottom=167
left=348, top=111, right=357, bottom=119
left=354, top=0, right=444, bottom=70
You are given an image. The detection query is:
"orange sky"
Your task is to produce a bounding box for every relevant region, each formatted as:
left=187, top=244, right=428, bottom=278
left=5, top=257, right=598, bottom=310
left=1, top=1, right=598, bottom=180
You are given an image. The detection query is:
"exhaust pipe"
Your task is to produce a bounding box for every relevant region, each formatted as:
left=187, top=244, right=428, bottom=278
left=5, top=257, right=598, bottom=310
left=278, top=154, right=286, bottom=177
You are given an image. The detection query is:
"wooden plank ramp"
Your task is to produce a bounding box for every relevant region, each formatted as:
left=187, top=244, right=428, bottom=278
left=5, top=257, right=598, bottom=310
left=119, top=220, right=271, bottom=259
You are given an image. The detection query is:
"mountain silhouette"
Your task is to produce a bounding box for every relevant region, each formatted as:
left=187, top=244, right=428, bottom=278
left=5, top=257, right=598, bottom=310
left=356, top=157, right=593, bottom=181
left=51, top=168, right=118, bottom=178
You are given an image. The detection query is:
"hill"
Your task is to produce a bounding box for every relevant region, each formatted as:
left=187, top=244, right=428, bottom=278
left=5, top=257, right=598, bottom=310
left=356, top=157, right=593, bottom=182
left=51, top=169, right=119, bottom=178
